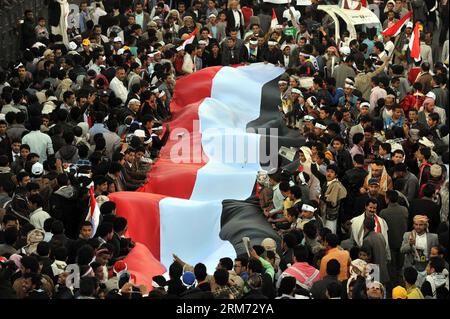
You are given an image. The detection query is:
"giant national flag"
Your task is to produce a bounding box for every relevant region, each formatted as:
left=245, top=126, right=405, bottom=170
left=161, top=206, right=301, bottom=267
left=109, top=64, right=305, bottom=285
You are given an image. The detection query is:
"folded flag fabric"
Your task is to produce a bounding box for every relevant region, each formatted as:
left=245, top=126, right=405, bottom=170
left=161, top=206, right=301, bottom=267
left=409, top=22, right=421, bottom=61
left=381, top=10, right=413, bottom=37
left=271, top=8, right=278, bottom=30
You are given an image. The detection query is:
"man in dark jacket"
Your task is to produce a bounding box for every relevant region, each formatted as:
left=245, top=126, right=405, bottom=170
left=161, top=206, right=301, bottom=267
left=20, top=10, right=37, bottom=50
left=310, top=259, right=341, bottom=299
left=380, top=190, right=408, bottom=286
left=262, top=41, right=283, bottom=66
left=342, top=154, right=368, bottom=220
left=408, top=183, right=441, bottom=233
left=331, top=137, right=353, bottom=177
left=362, top=217, right=390, bottom=286
left=225, top=1, right=245, bottom=38
left=49, top=174, right=81, bottom=239
left=353, top=179, right=387, bottom=216
left=221, top=37, right=247, bottom=66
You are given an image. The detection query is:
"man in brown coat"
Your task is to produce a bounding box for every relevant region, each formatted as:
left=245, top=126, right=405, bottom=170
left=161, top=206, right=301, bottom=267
left=415, top=62, right=433, bottom=94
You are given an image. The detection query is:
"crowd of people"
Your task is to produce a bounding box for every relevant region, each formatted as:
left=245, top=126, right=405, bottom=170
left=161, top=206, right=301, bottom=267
left=0, top=0, right=449, bottom=300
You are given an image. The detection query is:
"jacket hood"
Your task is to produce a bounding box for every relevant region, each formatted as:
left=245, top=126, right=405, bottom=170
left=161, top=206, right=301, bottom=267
left=58, top=145, right=77, bottom=160
left=55, top=185, right=76, bottom=199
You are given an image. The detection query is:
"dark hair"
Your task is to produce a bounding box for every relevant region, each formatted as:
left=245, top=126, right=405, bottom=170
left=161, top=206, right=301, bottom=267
left=51, top=220, right=64, bottom=235
left=418, top=147, right=431, bottom=160
left=326, top=282, right=342, bottom=298
left=293, top=245, right=309, bottom=262
left=326, top=164, right=339, bottom=175
left=113, top=217, right=127, bottom=233
left=290, top=185, right=302, bottom=199
left=324, top=233, right=339, bottom=248
left=385, top=190, right=398, bottom=203
left=28, top=193, right=44, bottom=208
left=169, top=261, right=183, bottom=279
left=3, top=227, right=18, bottom=246
left=100, top=201, right=116, bottom=215
left=43, top=218, right=55, bottom=232
left=428, top=112, right=440, bottom=124
left=365, top=198, right=378, bottom=207
left=283, top=233, right=298, bottom=249
left=56, top=173, right=69, bottom=187
left=95, top=222, right=113, bottom=238
left=235, top=256, right=248, bottom=268
left=279, top=181, right=291, bottom=192
left=36, top=241, right=50, bottom=256
left=353, top=154, right=365, bottom=165
left=213, top=268, right=229, bottom=286
left=53, top=246, right=68, bottom=261
left=303, top=221, right=317, bottom=239
left=219, top=257, right=234, bottom=271
left=76, top=244, right=95, bottom=266
left=286, top=207, right=299, bottom=219
left=422, top=183, right=436, bottom=198
left=278, top=276, right=296, bottom=296
left=79, top=277, right=97, bottom=297
left=21, top=256, right=40, bottom=273
left=194, top=263, right=207, bottom=281
left=247, top=257, right=263, bottom=274
left=352, top=133, right=364, bottom=145
left=403, top=266, right=418, bottom=285
left=363, top=217, right=375, bottom=231
left=326, top=259, right=341, bottom=276
left=429, top=257, right=445, bottom=273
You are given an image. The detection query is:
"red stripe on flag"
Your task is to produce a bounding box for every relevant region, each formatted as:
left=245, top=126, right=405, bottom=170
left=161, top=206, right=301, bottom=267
left=89, top=186, right=96, bottom=218
left=271, top=8, right=278, bottom=29
left=122, top=243, right=166, bottom=290
left=138, top=66, right=223, bottom=199
left=109, top=192, right=165, bottom=260
left=410, top=22, right=421, bottom=60
left=381, top=10, right=412, bottom=37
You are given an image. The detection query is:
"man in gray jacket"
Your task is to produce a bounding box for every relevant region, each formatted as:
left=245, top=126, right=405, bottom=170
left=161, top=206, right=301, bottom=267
left=400, top=215, right=439, bottom=287
left=363, top=217, right=390, bottom=286
left=380, top=190, right=408, bottom=286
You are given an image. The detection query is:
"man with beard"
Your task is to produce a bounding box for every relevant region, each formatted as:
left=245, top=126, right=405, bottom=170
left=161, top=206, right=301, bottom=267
left=311, top=163, right=347, bottom=234
left=350, top=198, right=390, bottom=255
left=20, top=10, right=37, bottom=50
left=354, top=178, right=387, bottom=215
left=262, top=41, right=283, bottom=66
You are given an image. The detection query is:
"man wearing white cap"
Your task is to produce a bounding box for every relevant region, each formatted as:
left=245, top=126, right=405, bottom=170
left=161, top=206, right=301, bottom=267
left=244, top=37, right=261, bottom=64
left=281, top=44, right=293, bottom=68
left=338, top=78, right=358, bottom=117
left=206, top=13, right=226, bottom=43
left=418, top=91, right=446, bottom=126
left=394, top=21, right=413, bottom=64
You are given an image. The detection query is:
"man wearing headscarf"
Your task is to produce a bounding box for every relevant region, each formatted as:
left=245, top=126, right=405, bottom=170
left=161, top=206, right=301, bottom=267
left=400, top=215, right=439, bottom=287
left=362, top=162, right=393, bottom=195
